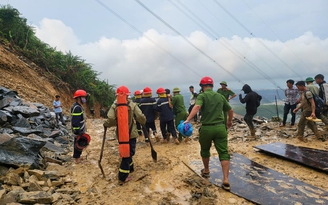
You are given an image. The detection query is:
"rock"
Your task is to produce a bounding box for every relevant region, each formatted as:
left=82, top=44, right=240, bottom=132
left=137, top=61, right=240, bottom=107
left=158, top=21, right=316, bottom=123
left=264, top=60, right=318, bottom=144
left=237, top=124, right=247, bottom=128
left=28, top=175, right=39, bottom=183
left=12, top=126, right=43, bottom=135
left=12, top=106, right=40, bottom=118
left=4, top=172, right=22, bottom=186
left=18, top=191, right=53, bottom=204
left=228, top=198, right=238, bottom=204
left=28, top=181, right=43, bottom=191
left=0, top=189, right=6, bottom=201
left=27, top=170, right=45, bottom=180
left=42, top=141, right=65, bottom=153
left=1, top=190, right=23, bottom=204
left=0, top=136, right=46, bottom=168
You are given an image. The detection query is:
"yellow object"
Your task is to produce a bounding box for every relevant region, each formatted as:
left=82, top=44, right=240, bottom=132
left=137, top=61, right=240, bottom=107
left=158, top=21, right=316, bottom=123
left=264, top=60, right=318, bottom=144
left=306, top=117, right=322, bottom=122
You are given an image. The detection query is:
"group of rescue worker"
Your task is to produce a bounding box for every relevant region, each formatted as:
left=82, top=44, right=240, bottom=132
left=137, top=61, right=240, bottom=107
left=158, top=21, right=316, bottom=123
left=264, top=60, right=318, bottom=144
left=98, top=76, right=235, bottom=187
left=68, top=76, right=251, bottom=187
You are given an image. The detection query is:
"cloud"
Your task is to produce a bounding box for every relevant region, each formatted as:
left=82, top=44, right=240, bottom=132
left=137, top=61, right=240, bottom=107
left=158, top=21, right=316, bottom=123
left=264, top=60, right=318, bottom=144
left=33, top=18, right=328, bottom=93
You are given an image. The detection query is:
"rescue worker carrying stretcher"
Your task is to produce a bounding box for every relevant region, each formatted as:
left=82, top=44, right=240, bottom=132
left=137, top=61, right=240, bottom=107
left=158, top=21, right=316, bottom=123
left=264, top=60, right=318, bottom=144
left=103, top=86, right=146, bottom=184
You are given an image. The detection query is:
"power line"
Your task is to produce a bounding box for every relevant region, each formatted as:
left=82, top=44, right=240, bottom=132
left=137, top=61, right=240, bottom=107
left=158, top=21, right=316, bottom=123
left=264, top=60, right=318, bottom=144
left=242, top=0, right=311, bottom=70
left=172, top=0, right=284, bottom=91
left=135, top=0, right=244, bottom=84
left=212, top=0, right=302, bottom=79
left=94, top=0, right=202, bottom=77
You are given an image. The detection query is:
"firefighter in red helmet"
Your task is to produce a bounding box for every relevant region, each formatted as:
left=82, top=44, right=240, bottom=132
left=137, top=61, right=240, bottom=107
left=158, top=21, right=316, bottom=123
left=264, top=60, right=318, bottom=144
left=133, top=90, right=143, bottom=136
left=185, top=76, right=233, bottom=191
left=71, top=89, right=88, bottom=164
left=139, top=87, right=159, bottom=144
left=103, top=86, right=146, bottom=184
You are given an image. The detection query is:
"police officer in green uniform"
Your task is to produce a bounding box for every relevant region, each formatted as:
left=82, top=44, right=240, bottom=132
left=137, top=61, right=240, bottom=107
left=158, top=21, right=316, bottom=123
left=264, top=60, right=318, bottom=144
left=185, top=76, right=233, bottom=191
left=217, top=81, right=236, bottom=125
left=170, top=87, right=188, bottom=143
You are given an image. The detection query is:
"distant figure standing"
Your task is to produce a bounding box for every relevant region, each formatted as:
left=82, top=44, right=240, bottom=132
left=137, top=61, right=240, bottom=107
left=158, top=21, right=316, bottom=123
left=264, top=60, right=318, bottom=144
left=239, top=84, right=262, bottom=137
left=280, top=79, right=300, bottom=127
left=53, top=95, right=66, bottom=126
left=217, top=81, right=236, bottom=125
left=188, top=85, right=198, bottom=122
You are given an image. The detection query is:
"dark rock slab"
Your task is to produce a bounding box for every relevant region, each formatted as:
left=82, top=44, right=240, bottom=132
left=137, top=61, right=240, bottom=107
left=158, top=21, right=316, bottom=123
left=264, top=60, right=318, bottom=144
left=12, top=106, right=40, bottom=118
left=18, top=191, right=53, bottom=204
left=12, top=127, right=43, bottom=135
left=0, top=134, right=46, bottom=168
left=42, top=142, right=65, bottom=153
left=0, top=86, right=18, bottom=96
left=254, top=142, right=328, bottom=173
left=187, top=153, right=328, bottom=205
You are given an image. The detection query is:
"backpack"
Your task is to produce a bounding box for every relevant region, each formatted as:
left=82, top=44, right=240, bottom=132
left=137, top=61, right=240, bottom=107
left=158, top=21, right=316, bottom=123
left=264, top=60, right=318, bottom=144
left=322, top=83, right=328, bottom=105
left=256, top=93, right=262, bottom=107
left=304, top=90, right=325, bottom=116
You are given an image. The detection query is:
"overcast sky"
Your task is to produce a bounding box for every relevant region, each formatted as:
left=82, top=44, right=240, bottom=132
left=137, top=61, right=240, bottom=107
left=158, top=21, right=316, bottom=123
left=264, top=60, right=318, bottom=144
left=3, top=0, right=328, bottom=93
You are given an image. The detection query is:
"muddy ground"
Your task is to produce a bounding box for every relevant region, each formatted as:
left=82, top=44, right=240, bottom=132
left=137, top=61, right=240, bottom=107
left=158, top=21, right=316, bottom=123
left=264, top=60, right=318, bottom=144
left=50, top=119, right=328, bottom=205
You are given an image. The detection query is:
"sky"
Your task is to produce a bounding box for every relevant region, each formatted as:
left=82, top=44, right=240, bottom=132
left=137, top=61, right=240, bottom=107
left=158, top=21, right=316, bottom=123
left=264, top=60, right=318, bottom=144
left=2, top=0, right=328, bottom=93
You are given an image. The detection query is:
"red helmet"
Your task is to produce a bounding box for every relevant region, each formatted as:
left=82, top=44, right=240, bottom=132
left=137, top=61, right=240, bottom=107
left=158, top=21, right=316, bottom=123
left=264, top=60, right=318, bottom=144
left=73, top=89, right=87, bottom=98
left=116, top=86, right=130, bottom=95
left=143, top=87, right=152, bottom=94
left=134, top=90, right=141, bottom=96
left=199, top=76, right=214, bottom=86
left=156, top=87, right=166, bottom=94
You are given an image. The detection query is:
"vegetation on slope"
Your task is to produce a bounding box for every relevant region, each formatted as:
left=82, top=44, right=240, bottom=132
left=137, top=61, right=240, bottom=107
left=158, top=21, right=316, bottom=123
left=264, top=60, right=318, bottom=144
left=0, top=5, right=116, bottom=107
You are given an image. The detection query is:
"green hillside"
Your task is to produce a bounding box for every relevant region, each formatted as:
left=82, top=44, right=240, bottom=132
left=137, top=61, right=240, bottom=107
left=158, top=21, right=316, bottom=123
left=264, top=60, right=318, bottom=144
left=232, top=104, right=284, bottom=120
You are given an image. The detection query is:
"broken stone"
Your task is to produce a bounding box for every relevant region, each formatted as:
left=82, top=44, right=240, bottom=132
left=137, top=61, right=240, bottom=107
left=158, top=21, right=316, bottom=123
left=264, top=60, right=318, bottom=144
left=4, top=172, right=22, bottom=186
left=27, top=170, right=44, bottom=180
left=28, top=181, right=43, bottom=191
left=18, top=191, right=53, bottom=204
left=12, top=106, right=40, bottom=118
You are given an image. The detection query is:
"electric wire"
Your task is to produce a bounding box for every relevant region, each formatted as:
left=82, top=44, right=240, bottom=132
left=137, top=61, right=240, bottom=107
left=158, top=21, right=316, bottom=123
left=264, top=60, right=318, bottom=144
left=212, top=0, right=302, bottom=79
left=170, top=0, right=283, bottom=103
left=172, top=0, right=284, bottom=91
left=242, top=0, right=311, bottom=70
left=94, top=0, right=202, bottom=77
left=135, top=0, right=244, bottom=84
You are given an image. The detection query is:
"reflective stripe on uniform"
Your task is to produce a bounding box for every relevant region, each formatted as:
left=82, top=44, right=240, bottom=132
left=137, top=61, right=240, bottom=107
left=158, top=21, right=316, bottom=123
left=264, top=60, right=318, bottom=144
left=71, top=111, right=84, bottom=116
left=139, top=102, right=156, bottom=106
left=119, top=168, right=130, bottom=174
left=72, top=127, right=80, bottom=130
left=158, top=101, right=169, bottom=107
left=130, top=162, right=134, bottom=166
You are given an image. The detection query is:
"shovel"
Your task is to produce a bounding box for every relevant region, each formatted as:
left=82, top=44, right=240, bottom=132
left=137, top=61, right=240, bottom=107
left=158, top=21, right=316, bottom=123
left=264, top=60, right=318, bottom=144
left=142, top=125, right=157, bottom=162
left=98, top=126, right=107, bottom=178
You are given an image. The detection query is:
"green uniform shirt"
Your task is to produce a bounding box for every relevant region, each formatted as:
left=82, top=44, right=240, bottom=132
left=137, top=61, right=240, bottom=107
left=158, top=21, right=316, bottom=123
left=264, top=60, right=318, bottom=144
left=172, top=93, right=187, bottom=115
left=217, top=88, right=235, bottom=100
left=196, top=89, right=231, bottom=124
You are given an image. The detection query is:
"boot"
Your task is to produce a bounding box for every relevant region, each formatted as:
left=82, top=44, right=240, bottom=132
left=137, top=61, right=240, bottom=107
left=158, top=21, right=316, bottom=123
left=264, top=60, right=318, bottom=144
left=250, top=129, right=256, bottom=137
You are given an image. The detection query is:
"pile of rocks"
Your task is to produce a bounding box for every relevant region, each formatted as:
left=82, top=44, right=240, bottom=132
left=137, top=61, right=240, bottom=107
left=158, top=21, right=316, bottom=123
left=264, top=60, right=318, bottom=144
left=0, top=86, right=80, bottom=204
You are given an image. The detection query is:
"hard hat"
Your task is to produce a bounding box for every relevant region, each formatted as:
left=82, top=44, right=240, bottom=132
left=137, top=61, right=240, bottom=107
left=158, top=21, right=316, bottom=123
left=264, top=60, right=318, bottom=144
left=199, top=76, right=214, bottom=87
left=73, top=89, right=87, bottom=98
left=143, top=87, right=152, bottom=94
left=156, top=87, right=166, bottom=94
left=220, top=81, right=227, bottom=86
left=116, top=86, right=130, bottom=95
left=177, top=120, right=193, bottom=137
left=172, top=87, right=181, bottom=93
left=75, top=133, right=91, bottom=151
left=134, top=90, right=141, bottom=96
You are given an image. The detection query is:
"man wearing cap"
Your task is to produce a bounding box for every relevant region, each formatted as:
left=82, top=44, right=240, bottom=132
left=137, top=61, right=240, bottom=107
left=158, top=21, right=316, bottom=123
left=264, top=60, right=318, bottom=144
left=217, top=81, right=236, bottom=126
left=305, top=77, right=319, bottom=96
left=170, top=87, right=188, bottom=143
left=188, top=86, right=198, bottom=123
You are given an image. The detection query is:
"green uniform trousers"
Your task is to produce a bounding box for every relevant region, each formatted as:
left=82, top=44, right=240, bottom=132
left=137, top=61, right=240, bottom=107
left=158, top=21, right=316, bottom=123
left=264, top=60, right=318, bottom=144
left=175, top=112, right=188, bottom=141
left=199, top=124, right=230, bottom=161
left=297, top=111, right=319, bottom=137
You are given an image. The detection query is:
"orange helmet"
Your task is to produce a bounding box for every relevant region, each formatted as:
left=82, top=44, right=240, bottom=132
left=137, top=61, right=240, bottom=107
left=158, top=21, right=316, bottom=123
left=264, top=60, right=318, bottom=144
left=134, top=90, right=141, bottom=96
left=73, top=89, right=87, bottom=98
left=156, top=87, right=166, bottom=94
left=116, top=86, right=130, bottom=95
left=199, top=76, right=214, bottom=87
left=143, top=87, right=152, bottom=94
